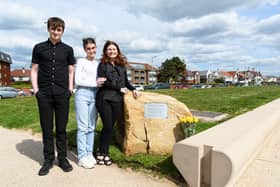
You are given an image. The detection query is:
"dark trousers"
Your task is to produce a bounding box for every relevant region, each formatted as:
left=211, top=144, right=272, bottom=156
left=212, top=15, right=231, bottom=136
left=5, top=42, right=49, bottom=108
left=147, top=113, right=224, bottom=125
left=97, top=99, right=123, bottom=154
left=36, top=91, right=70, bottom=161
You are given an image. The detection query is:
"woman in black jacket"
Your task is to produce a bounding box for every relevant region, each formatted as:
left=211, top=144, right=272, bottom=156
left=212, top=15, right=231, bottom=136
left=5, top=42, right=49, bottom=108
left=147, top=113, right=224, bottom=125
left=96, top=40, right=139, bottom=165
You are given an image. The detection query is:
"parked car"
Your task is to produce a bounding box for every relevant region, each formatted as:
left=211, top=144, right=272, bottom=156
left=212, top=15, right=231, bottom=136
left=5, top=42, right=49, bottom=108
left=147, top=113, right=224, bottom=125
left=191, top=84, right=202, bottom=88
left=172, top=84, right=191, bottom=89
left=135, top=85, right=144, bottom=91
left=150, top=83, right=170, bottom=89
left=0, top=87, right=19, bottom=99
left=17, top=90, right=28, bottom=96
left=144, top=85, right=155, bottom=90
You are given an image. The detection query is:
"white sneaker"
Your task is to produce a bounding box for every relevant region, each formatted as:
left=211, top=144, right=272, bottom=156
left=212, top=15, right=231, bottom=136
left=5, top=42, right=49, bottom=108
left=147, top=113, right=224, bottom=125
left=78, top=157, right=94, bottom=169
left=87, top=154, right=97, bottom=165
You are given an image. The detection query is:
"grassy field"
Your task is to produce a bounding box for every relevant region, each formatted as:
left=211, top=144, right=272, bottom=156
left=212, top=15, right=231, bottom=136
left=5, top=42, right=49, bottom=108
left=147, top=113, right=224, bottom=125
left=1, top=86, right=280, bottom=181
left=154, top=86, right=280, bottom=115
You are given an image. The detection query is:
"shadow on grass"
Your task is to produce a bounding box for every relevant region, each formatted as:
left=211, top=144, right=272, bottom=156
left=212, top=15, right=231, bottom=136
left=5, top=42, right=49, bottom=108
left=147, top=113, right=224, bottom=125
left=154, top=156, right=186, bottom=184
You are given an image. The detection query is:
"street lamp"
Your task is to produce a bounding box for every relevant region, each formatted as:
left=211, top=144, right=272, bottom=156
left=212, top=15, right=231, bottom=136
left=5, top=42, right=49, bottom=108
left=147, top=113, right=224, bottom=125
left=151, top=55, right=157, bottom=64
left=151, top=56, right=157, bottom=84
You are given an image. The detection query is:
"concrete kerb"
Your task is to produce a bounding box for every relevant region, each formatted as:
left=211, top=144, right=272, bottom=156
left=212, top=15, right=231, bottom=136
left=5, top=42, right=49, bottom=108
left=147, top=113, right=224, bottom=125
left=190, top=110, right=229, bottom=122
left=173, top=98, right=280, bottom=187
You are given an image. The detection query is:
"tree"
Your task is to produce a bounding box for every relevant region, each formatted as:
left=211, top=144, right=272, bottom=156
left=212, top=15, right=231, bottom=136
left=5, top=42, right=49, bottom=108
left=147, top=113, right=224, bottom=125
left=158, top=56, right=186, bottom=83
left=214, top=77, right=225, bottom=84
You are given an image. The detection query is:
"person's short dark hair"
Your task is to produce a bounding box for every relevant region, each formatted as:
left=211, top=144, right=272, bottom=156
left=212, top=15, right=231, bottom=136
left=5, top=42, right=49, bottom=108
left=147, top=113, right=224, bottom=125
left=47, top=17, right=65, bottom=30
left=82, top=37, right=96, bottom=49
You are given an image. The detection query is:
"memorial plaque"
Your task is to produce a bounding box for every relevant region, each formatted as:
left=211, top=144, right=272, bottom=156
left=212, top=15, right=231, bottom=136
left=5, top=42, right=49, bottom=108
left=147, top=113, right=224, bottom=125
left=144, top=103, right=168, bottom=119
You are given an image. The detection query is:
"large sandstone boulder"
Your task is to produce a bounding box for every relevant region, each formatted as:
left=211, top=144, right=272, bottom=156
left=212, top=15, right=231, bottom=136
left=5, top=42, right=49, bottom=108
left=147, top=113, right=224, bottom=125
left=116, top=91, right=192, bottom=156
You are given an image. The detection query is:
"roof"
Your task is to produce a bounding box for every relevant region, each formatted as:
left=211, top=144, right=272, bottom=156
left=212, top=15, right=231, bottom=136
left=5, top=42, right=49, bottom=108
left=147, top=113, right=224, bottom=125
left=127, top=61, right=157, bottom=71
left=186, top=70, right=197, bottom=76
left=227, top=71, right=237, bottom=77
left=218, top=71, right=235, bottom=77
left=11, top=69, right=31, bottom=77
left=0, top=51, right=12, bottom=64
left=198, top=70, right=209, bottom=75
left=237, top=72, right=246, bottom=78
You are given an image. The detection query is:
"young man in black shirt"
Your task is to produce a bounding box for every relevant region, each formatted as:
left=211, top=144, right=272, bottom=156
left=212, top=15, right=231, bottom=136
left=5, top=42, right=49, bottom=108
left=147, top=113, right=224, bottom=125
left=31, top=17, right=75, bottom=176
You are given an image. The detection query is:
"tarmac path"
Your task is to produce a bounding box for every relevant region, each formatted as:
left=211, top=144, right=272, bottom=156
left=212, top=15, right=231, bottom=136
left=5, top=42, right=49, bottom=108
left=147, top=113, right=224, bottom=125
left=0, top=127, right=177, bottom=187
left=234, top=123, right=280, bottom=187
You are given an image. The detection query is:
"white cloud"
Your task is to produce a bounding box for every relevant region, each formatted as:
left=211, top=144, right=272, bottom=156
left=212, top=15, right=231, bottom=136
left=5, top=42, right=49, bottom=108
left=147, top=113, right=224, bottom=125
left=171, top=12, right=232, bottom=37
left=128, top=38, right=165, bottom=53
left=0, top=1, right=43, bottom=30
left=0, top=31, right=38, bottom=50
left=110, top=0, right=280, bottom=21
left=169, top=12, right=256, bottom=39
left=0, top=0, right=280, bottom=75
left=254, top=14, right=280, bottom=34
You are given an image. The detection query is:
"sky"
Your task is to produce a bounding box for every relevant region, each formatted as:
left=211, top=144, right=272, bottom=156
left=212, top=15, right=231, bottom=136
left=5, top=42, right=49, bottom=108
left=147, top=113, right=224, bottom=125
left=1, top=0, right=280, bottom=76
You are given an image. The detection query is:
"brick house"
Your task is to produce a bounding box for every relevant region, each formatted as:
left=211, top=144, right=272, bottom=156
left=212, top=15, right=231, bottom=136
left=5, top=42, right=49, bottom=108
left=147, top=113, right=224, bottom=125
left=0, top=51, right=12, bottom=86
left=127, top=62, right=158, bottom=85
left=215, top=71, right=237, bottom=85
left=185, top=70, right=200, bottom=84
left=11, top=68, right=31, bottom=82
left=198, top=70, right=214, bottom=83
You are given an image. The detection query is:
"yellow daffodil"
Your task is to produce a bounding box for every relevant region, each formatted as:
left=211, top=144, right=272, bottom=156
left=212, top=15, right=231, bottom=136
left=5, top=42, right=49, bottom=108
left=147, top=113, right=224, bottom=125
left=179, top=116, right=199, bottom=124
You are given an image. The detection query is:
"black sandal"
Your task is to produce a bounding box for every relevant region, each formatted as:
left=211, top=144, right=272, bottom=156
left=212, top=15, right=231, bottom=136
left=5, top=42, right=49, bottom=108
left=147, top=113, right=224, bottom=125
left=103, top=155, right=112, bottom=166
left=96, top=153, right=105, bottom=165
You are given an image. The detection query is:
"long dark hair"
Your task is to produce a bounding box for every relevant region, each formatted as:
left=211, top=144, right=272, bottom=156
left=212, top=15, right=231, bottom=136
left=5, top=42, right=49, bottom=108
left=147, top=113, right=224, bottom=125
left=100, top=40, right=127, bottom=67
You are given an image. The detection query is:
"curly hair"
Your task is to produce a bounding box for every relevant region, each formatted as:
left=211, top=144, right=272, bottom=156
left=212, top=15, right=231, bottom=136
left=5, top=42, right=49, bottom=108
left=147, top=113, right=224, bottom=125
left=100, top=40, right=127, bottom=67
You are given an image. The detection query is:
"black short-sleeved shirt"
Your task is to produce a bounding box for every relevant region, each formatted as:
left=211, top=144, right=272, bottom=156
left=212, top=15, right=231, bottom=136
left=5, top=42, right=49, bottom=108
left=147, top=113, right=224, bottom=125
left=32, top=39, right=75, bottom=95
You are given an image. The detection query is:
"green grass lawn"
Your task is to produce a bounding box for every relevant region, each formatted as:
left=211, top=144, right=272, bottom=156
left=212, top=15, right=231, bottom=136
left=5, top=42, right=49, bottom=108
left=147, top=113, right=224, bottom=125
left=1, top=86, right=280, bottom=181
left=153, top=86, right=280, bottom=115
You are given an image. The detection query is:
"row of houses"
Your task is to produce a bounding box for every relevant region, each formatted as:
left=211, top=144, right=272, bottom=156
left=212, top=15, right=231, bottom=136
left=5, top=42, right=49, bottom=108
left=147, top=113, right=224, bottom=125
left=185, top=69, right=264, bottom=86
left=0, top=57, right=158, bottom=86
left=10, top=62, right=158, bottom=85
left=1, top=50, right=279, bottom=86
left=8, top=67, right=268, bottom=86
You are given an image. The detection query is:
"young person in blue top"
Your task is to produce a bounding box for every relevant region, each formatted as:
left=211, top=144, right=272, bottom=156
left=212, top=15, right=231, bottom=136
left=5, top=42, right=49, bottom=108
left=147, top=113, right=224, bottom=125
left=31, top=17, right=75, bottom=176
left=74, top=38, right=105, bottom=169
left=95, top=40, right=140, bottom=165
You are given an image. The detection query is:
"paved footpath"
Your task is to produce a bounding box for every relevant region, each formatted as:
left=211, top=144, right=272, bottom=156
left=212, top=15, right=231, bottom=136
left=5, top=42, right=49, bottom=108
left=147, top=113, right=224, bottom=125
left=234, top=123, right=280, bottom=187
left=0, top=127, right=177, bottom=187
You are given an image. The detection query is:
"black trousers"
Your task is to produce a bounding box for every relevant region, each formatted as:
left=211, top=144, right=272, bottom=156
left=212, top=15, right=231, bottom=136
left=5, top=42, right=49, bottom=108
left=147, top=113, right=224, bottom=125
left=36, top=91, right=70, bottom=161
left=97, top=99, right=123, bottom=154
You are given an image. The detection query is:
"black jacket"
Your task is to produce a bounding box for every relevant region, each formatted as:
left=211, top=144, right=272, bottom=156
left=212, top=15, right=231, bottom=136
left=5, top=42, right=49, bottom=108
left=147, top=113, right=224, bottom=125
left=96, top=63, right=135, bottom=102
